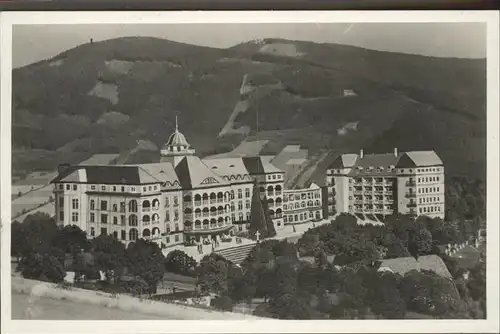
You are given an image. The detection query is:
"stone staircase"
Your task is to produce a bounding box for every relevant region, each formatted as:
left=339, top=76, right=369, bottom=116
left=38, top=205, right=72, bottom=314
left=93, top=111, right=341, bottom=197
left=215, top=242, right=256, bottom=265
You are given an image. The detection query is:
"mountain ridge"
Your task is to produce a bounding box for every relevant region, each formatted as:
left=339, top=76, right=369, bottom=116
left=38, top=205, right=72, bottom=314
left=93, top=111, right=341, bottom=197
left=12, top=36, right=486, bottom=182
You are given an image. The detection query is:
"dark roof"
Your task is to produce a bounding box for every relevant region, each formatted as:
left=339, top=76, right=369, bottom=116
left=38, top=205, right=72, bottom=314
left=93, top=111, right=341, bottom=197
left=348, top=153, right=402, bottom=177
left=51, top=165, right=159, bottom=185
left=242, top=157, right=266, bottom=175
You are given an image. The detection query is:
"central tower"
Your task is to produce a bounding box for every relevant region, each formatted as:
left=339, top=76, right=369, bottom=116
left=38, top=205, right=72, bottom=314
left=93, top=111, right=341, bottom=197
left=160, top=116, right=195, bottom=166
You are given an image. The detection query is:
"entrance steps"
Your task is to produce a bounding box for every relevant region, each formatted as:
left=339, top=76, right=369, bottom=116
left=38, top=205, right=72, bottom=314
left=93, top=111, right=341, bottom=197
left=215, top=242, right=256, bottom=265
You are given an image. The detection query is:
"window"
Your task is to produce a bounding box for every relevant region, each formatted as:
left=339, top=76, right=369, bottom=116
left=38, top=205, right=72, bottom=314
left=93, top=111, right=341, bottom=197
left=90, top=200, right=95, bottom=210
left=238, top=201, right=243, bottom=210
left=121, top=215, right=125, bottom=225
left=59, top=211, right=64, bottom=221
left=231, top=214, right=236, bottom=222
left=174, top=196, right=178, bottom=206
left=165, top=197, right=170, bottom=206
left=175, top=235, right=180, bottom=242
left=59, top=197, right=64, bottom=206
left=166, top=212, right=170, bottom=221
left=72, top=199, right=79, bottom=209
left=284, top=216, right=288, bottom=223
left=122, top=186, right=125, bottom=192
left=166, top=237, right=170, bottom=243
left=175, top=223, right=179, bottom=232
left=149, top=186, right=152, bottom=191
left=73, top=185, right=77, bottom=191
left=113, top=186, right=116, bottom=192
left=90, top=213, right=95, bottom=222
left=59, top=184, right=63, bottom=190
left=238, top=189, right=243, bottom=199
left=246, top=201, right=250, bottom=209
left=113, top=204, right=117, bottom=212
left=91, top=227, right=95, bottom=237
left=72, top=212, right=78, bottom=222
left=101, top=200, right=108, bottom=211
left=121, top=230, right=126, bottom=240
left=66, top=184, right=70, bottom=190
left=101, top=186, right=106, bottom=191
left=273, top=175, right=276, bottom=180
left=174, top=210, right=179, bottom=220
left=239, top=213, right=244, bottom=221
left=101, top=228, right=107, bottom=236
left=101, top=214, right=108, bottom=224
left=143, top=187, right=147, bottom=192
left=245, top=188, right=250, bottom=197
left=113, top=217, right=118, bottom=225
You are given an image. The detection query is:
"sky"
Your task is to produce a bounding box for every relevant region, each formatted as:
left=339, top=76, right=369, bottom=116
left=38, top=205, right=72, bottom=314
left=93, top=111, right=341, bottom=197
left=12, top=22, right=486, bottom=68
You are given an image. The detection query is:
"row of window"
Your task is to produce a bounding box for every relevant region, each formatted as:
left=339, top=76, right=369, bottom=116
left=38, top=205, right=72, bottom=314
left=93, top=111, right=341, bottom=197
left=419, top=197, right=442, bottom=204
left=417, top=167, right=442, bottom=173
left=283, top=211, right=321, bottom=223
left=285, top=192, right=321, bottom=202
left=283, top=200, right=321, bottom=210
left=418, top=176, right=441, bottom=183
left=267, top=174, right=283, bottom=181
left=419, top=206, right=442, bottom=214
left=418, top=186, right=441, bottom=194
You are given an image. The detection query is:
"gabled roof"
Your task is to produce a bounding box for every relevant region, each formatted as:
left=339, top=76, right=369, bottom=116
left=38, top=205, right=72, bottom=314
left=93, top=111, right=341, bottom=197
left=174, top=156, right=228, bottom=189
left=396, top=151, right=443, bottom=168
left=135, top=162, right=181, bottom=188
left=242, top=156, right=283, bottom=175
left=378, top=255, right=452, bottom=279
left=329, top=154, right=358, bottom=169
left=52, top=165, right=161, bottom=185
left=202, top=158, right=251, bottom=181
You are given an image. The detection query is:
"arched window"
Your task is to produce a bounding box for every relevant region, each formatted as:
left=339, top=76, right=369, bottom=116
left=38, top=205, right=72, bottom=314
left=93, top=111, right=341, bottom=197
left=184, top=195, right=192, bottom=203
left=152, top=214, right=159, bottom=222
left=152, top=227, right=160, bottom=236
left=218, top=206, right=224, bottom=214
left=128, top=200, right=138, bottom=213
left=129, top=228, right=138, bottom=241
left=276, top=197, right=282, bottom=205
left=267, top=185, right=274, bottom=196
left=194, top=194, right=201, bottom=202
left=195, top=220, right=201, bottom=228
left=143, top=229, right=151, bottom=237
left=275, top=185, right=282, bottom=194
left=90, top=227, right=95, bottom=237
left=184, top=207, right=193, bottom=214
left=302, top=201, right=306, bottom=208
left=259, top=186, right=265, bottom=193
left=128, top=214, right=138, bottom=227
left=152, top=199, right=160, bottom=209
left=218, top=217, right=224, bottom=225
left=142, top=200, right=150, bottom=210
left=210, top=218, right=217, bottom=226
left=90, top=200, right=95, bottom=210
left=217, top=192, right=224, bottom=201
left=202, top=193, right=209, bottom=200
left=142, top=215, right=150, bottom=223
left=270, top=210, right=275, bottom=218
left=276, top=208, right=282, bottom=217
left=195, top=208, right=201, bottom=218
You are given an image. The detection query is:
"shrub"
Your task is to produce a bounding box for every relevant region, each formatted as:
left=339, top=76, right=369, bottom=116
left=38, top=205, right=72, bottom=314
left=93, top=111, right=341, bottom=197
left=210, top=295, right=234, bottom=312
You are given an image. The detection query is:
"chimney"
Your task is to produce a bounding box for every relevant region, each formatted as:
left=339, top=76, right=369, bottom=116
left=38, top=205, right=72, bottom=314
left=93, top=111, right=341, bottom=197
left=360, top=149, right=364, bottom=158
left=394, top=147, right=398, bottom=157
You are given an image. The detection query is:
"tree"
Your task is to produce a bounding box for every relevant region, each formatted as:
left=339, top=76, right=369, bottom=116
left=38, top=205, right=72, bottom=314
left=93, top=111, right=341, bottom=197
left=52, top=224, right=91, bottom=255
left=164, top=250, right=197, bottom=277
left=248, top=182, right=275, bottom=240
left=408, top=226, right=433, bottom=260
left=91, top=235, right=126, bottom=283
left=20, top=212, right=59, bottom=256
left=126, top=239, right=165, bottom=295
left=369, top=272, right=406, bottom=319
left=11, top=221, right=27, bottom=261
left=196, top=253, right=230, bottom=295
left=18, top=253, right=66, bottom=283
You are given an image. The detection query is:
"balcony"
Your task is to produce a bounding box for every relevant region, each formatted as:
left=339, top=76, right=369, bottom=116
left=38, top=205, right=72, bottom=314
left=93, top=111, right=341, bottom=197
left=184, top=213, right=193, bottom=220
left=275, top=191, right=282, bottom=196
left=407, top=203, right=417, bottom=208
left=406, top=181, right=416, bottom=187
left=184, top=201, right=193, bottom=208
left=195, top=201, right=201, bottom=206
left=405, top=193, right=416, bottom=198
left=143, top=207, right=151, bottom=213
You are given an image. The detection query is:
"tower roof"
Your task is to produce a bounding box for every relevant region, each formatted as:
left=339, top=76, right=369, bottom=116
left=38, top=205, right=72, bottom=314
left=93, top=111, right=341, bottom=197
left=165, top=116, right=190, bottom=148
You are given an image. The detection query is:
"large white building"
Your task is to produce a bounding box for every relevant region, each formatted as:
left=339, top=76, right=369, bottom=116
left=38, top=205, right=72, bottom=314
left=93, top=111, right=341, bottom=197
left=52, top=121, right=304, bottom=248
left=326, top=148, right=445, bottom=220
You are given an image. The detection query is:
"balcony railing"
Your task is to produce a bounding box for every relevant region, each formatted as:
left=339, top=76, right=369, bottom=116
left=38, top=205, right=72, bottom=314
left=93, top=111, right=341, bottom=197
left=406, top=181, right=416, bottom=187
left=184, top=214, right=193, bottom=220
left=405, top=193, right=416, bottom=198
left=195, top=201, right=201, bottom=206
left=142, top=207, right=151, bottom=212
left=407, top=203, right=417, bottom=208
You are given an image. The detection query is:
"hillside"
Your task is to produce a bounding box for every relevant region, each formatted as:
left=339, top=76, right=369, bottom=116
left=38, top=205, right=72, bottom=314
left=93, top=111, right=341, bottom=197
left=12, top=37, right=486, bottom=181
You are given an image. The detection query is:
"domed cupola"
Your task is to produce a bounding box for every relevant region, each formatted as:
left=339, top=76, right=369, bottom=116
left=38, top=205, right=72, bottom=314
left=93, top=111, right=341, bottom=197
left=161, top=116, right=195, bottom=165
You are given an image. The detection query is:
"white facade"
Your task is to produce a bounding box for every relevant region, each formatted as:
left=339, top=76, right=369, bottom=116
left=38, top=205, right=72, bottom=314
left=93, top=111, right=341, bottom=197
left=326, top=149, right=445, bottom=220
left=283, top=183, right=323, bottom=225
